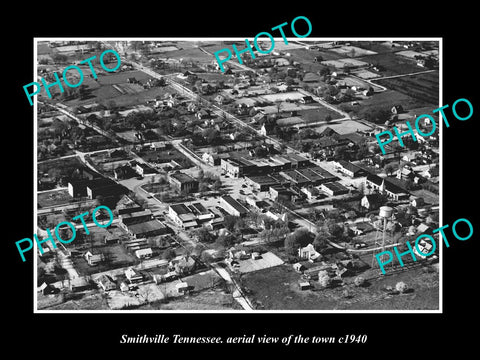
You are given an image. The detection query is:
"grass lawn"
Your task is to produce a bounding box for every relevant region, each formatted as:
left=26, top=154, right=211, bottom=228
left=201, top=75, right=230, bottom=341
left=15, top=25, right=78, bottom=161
left=375, top=71, right=439, bottom=106
left=352, top=89, right=433, bottom=118
left=410, top=189, right=439, bottom=205
left=358, top=52, right=422, bottom=77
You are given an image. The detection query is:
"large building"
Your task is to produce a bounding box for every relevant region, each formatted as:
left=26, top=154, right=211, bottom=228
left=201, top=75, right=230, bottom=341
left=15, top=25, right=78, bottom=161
left=366, top=173, right=409, bottom=201
left=320, top=181, right=350, bottom=196
left=220, top=195, right=248, bottom=217
left=119, top=209, right=153, bottom=227
left=169, top=172, right=199, bottom=193
left=333, top=160, right=364, bottom=178
left=124, top=219, right=169, bottom=238
left=68, top=178, right=127, bottom=199
left=221, top=157, right=256, bottom=178
left=168, top=202, right=215, bottom=229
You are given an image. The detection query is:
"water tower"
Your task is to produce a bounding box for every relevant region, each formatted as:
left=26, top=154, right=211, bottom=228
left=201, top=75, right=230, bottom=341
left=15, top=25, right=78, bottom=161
left=371, top=206, right=394, bottom=269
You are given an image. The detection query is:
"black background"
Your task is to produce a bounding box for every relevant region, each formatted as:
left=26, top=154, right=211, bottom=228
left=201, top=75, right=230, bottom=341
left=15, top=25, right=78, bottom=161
left=6, top=3, right=478, bottom=355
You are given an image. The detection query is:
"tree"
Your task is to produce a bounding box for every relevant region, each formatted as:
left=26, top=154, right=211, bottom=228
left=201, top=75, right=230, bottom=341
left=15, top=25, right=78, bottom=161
left=313, top=231, right=329, bottom=251
left=322, top=219, right=344, bottom=241
left=384, top=163, right=396, bottom=176
left=194, top=226, right=214, bottom=243
left=364, top=107, right=391, bottom=124
left=162, top=248, right=176, bottom=261
left=212, top=178, right=222, bottom=191
left=284, top=228, right=312, bottom=256
left=216, top=233, right=236, bottom=248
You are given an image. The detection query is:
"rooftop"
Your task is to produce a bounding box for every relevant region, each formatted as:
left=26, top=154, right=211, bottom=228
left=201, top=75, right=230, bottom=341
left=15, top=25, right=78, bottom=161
left=221, top=195, right=248, bottom=214
left=126, top=219, right=167, bottom=234
left=170, top=172, right=197, bottom=184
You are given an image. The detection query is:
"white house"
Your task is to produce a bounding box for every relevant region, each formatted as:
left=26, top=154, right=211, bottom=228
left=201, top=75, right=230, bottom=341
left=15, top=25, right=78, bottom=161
left=298, top=244, right=321, bottom=262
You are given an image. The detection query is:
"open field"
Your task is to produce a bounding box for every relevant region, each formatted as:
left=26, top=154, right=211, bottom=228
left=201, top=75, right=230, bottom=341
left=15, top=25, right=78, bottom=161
left=321, top=58, right=369, bottom=69
left=96, top=70, right=151, bottom=85
left=352, top=89, right=434, bottom=118
left=357, top=52, right=423, bottom=76
left=352, top=69, right=381, bottom=80
left=329, top=45, right=377, bottom=57
left=240, top=263, right=439, bottom=310
left=157, top=45, right=213, bottom=64
left=374, top=71, right=439, bottom=106
left=138, top=288, right=241, bottom=310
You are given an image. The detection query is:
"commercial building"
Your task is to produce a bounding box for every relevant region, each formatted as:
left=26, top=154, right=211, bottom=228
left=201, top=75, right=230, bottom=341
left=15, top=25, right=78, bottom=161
left=333, top=160, right=364, bottom=178
left=169, top=172, right=199, bottom=193
left=124, top=219, right=169, bottom=238
left=220, top=195, right=248, bottom=217
left=320, top=181, right=350, bottom=196
left=69, top=178, right=127, bottom=199
left=168, top=202, right=215, bottom=229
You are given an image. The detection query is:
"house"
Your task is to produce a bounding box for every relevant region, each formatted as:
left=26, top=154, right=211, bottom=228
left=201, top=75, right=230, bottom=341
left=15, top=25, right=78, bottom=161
left=176, top=282, right=190, bottom=294
left=136, top=163, right=155, bottom=176
left=391, top=105, right=404, bottom=114
left=299, top=281, right=311, bottom=291
left=168, top=172, right=199, bottom=193
left=196, top=109, right=211, bottom=119
left=135, top=248, right=153, bottom=259
left=170, top=255, right=197, bottom=275
left=96, top=274, right=116, bottom=291
left=202, top=152, right=230, bottom=166
left=37, top=282, right=56, bottom=295
left=298, top=244, right=322, bottom=262
left=228, top=248, right=250, bottom=260
left=410, top=196, right=425, bottom=208
left=260, top=121, right=276, bottom=136
left=84, top=250, right=105, bottom=266
left=396, top=166, right=415, bottom=180
left=299, top=95, right=314, bottom=104
left=214, top=94, right=230, bottom=104
left=361, top=193, right=386, bottom=210
left=187, top=102, right=198, bottom=113
left=251, top=252, right=262, bottom=260
left=125, top=268, right=143, bottom=283
left=114, top=165, right=136, bottom=180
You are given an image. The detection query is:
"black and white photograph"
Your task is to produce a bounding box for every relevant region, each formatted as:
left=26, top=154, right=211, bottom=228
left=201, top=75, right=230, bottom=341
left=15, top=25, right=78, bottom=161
left=6, top=4, right=478, bottom=355
left=33, top=38, right=442, bottom=312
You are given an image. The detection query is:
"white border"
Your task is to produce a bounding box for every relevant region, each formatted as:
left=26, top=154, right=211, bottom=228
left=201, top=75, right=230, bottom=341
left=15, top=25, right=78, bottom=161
left=33, top=37, right=442, bottom=314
